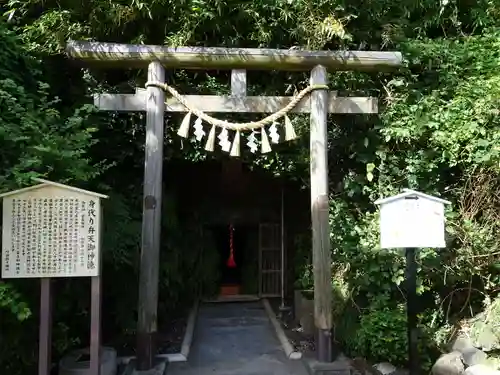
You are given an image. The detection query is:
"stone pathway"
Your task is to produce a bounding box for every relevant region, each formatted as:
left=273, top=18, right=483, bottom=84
left=167, top=301, right=309, bottom=375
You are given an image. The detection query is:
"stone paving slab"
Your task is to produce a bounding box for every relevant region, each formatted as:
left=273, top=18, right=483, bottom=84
left=166, top=301, right=309, bottom=375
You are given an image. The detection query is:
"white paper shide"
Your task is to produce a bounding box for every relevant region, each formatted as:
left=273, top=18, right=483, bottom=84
left=1, top=179, right=107, bottom=279
left=375, top=189, right=451, bottom=249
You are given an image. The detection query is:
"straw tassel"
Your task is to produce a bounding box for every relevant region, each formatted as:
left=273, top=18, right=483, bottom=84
left=177, top=112, right=192, bottom=138
left=205, top=125, right=216, bottom=151
left=230, top=130, right=241, bottom=157
left=261, top=127, right=272, bottom=153
left=284, top=115, right=297, bottom=141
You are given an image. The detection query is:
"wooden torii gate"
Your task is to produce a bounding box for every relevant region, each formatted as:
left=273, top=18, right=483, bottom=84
left=66, top=41, right=402, bottom=371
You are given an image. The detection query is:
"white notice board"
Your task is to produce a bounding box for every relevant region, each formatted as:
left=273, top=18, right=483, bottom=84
left=379, top=197, right=446, bottom=249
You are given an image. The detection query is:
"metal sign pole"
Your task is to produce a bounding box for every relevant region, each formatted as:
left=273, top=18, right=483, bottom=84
left=405, top=247, right=418, bottom=375
left=280, top=185, right=286, bottom=310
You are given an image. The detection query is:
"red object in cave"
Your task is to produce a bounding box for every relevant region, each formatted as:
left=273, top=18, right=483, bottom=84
left=227, top=224, right=237, bottom=268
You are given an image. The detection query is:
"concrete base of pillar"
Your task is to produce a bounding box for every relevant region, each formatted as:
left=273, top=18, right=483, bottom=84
left=305, top=354, right=358, bottom=375
left=120, top=357, right=167, bottom=375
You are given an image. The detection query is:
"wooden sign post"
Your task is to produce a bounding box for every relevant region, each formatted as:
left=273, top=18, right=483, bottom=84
left=375, top=189, right=450, bottom=375
left=0, top=178, right=108, bottom=375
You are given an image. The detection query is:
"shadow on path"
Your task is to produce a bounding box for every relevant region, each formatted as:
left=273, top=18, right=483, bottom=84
left=167, top=301, right=309, bottom=375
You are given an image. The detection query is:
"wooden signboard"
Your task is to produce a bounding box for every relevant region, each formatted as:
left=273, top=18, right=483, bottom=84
left=2, top=183, right=103, bottom=278
left=0, top=178, right=108, bottom=375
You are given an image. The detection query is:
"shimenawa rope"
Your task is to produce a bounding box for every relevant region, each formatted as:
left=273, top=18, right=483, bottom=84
left=145, top=81, right=328, bottom=131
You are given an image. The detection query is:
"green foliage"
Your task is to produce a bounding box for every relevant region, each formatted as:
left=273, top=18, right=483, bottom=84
left=381, top=33, right=500, bottom=179
left=0, top=282, right=30, bottom=321
left=350, top=299, right=409, bottom=365
left=348, top=298, right=435, bottom=370
left=347, top=297, right=438, bottom=370
left=293, top=232, right=313, bottom=291
left=0, top=24, right=99, bottom=190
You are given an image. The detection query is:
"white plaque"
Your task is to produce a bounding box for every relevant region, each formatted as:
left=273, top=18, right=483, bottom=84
left=375, top=189, right=450, bottom=249
left=1, top=182, right=105, bottom=278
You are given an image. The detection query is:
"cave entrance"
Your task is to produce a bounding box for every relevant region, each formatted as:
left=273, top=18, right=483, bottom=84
left=208, top=224, right=259, bottom=298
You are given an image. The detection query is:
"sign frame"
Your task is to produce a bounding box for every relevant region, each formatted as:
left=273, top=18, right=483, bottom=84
left=0, top=178, right=108, bottom=375
left=375, top=188, right=450, bottom=249
left=1, top=180, right=106, bottom=279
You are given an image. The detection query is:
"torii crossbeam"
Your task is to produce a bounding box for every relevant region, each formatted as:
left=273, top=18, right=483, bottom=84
left=66, top=41, right=402, bottom=372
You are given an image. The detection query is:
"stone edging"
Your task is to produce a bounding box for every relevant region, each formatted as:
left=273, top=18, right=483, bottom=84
left=117, top=300, right=199, bottom=365
left=262, top=298, right=303, bottom=360
left=180, top=300, right=199, bottom=359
